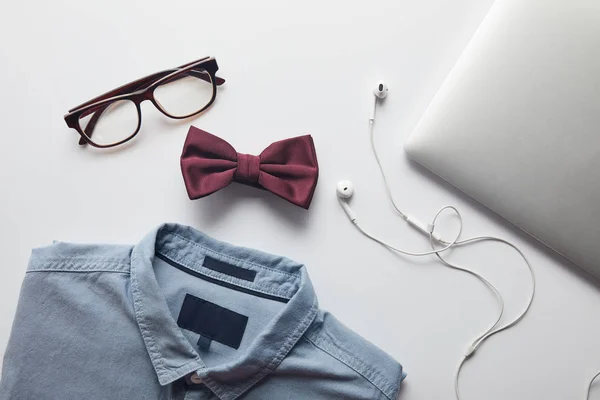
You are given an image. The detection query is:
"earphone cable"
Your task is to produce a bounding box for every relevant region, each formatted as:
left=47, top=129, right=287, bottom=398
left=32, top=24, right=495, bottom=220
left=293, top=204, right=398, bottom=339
left=587, top=371, right=600, bottom=399
left=369, top=121, right=407, bottom=220
left=349, top=208, right=462, bottom=257
left=368, top=119, right=536, bottom=400
left=431, top=232, right=536, bottom=399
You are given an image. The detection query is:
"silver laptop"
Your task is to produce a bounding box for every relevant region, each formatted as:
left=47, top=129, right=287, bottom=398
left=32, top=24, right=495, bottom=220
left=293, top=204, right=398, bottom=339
left=405, top=0, right=600, bottom=277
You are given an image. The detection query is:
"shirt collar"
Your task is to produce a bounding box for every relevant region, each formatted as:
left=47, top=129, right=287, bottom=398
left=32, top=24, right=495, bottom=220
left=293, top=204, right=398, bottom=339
left=130, top=223, right=318, bottom=400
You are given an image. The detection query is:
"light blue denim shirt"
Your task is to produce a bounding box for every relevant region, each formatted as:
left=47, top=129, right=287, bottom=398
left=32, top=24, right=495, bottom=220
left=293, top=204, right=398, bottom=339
left=1, top=223, right=405, bottom=400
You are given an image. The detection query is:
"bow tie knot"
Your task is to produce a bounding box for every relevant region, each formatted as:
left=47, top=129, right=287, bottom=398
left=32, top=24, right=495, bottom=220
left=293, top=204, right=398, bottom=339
left=235, top=153, right=260, bottom=184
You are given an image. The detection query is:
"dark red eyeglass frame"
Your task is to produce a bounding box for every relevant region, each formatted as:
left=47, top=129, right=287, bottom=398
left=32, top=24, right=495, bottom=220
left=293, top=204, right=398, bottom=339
left=63, top=57, right=226, bottom=148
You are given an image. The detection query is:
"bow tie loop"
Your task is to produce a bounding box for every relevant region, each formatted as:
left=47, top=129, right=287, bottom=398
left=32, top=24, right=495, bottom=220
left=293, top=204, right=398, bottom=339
left=234, top=153, right=260, bottom=184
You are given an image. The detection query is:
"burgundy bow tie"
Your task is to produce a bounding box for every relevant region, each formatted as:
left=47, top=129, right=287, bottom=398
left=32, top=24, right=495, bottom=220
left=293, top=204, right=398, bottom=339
left=181, top=126, right=319, bottom=209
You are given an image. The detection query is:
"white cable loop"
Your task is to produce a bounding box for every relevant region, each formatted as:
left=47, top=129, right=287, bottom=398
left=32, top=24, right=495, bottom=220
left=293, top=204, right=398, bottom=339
left=353, top=215, right=460, bottom=256
left=367, top=120, right=536, bottom=400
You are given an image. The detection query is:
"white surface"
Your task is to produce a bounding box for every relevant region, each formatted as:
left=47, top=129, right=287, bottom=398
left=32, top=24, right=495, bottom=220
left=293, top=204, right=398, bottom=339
left=405, top=0, right=600, bottom=278
left=0, top=1, right=599, bottom=399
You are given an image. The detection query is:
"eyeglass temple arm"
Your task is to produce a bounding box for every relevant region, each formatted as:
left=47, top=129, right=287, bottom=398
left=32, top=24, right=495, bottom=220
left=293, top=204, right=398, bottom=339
left=77, top=71, right=225, bottom=145
left=70, top=70, right=225, bottom=113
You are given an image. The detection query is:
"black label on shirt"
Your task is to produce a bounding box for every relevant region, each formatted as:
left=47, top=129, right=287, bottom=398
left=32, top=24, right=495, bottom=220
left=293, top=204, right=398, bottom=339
left=203, top=256, right=257, bottom=282
left=177, top=294, right=248, bottom=349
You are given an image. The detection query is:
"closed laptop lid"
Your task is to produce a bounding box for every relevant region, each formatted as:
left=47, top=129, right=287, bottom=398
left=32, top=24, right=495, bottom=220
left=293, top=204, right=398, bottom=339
left=405, top=0, right=600, bottom=277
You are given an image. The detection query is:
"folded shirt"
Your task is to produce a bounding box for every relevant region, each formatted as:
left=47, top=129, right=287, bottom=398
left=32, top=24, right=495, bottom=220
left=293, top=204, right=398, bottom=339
left=0, top=223, right=405, bottom=400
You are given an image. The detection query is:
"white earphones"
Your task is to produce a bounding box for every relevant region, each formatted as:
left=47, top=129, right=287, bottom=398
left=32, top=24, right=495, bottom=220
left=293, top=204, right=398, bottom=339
left=373, top=80, right=389, bottom=98
left=336, top=180, right=354, bottom=199
left=336, top=180, right=356, bottom=223
left=369, top=80, right=388, bottom=124
left=337, top=81, right=537, bottom=400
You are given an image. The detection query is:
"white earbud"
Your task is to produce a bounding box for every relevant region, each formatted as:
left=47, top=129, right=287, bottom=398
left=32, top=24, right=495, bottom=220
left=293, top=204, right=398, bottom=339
left=336, top=180, right=354, bottom=199
left=336, top=180, right=357, bottom=223
left=373, top=80, right=389, bottom=99
left=369, top=80, right=388, bottom=124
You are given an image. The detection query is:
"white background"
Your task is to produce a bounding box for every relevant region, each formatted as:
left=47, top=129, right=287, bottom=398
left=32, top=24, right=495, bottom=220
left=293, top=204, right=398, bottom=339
left=1, top=1, right=600, bottom=399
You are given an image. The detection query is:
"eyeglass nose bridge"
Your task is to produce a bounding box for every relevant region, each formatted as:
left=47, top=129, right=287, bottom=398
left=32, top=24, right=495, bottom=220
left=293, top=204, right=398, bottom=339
left=129, top=89, right=155, bottom=105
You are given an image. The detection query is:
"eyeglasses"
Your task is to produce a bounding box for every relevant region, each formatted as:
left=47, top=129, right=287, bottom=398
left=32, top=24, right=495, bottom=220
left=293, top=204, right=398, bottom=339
left=64, top=57, right=225, bottom=148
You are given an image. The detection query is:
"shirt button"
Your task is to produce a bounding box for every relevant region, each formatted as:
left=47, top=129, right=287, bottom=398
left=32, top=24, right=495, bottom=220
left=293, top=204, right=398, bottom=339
left=190, top=372, right=203, bottom=385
